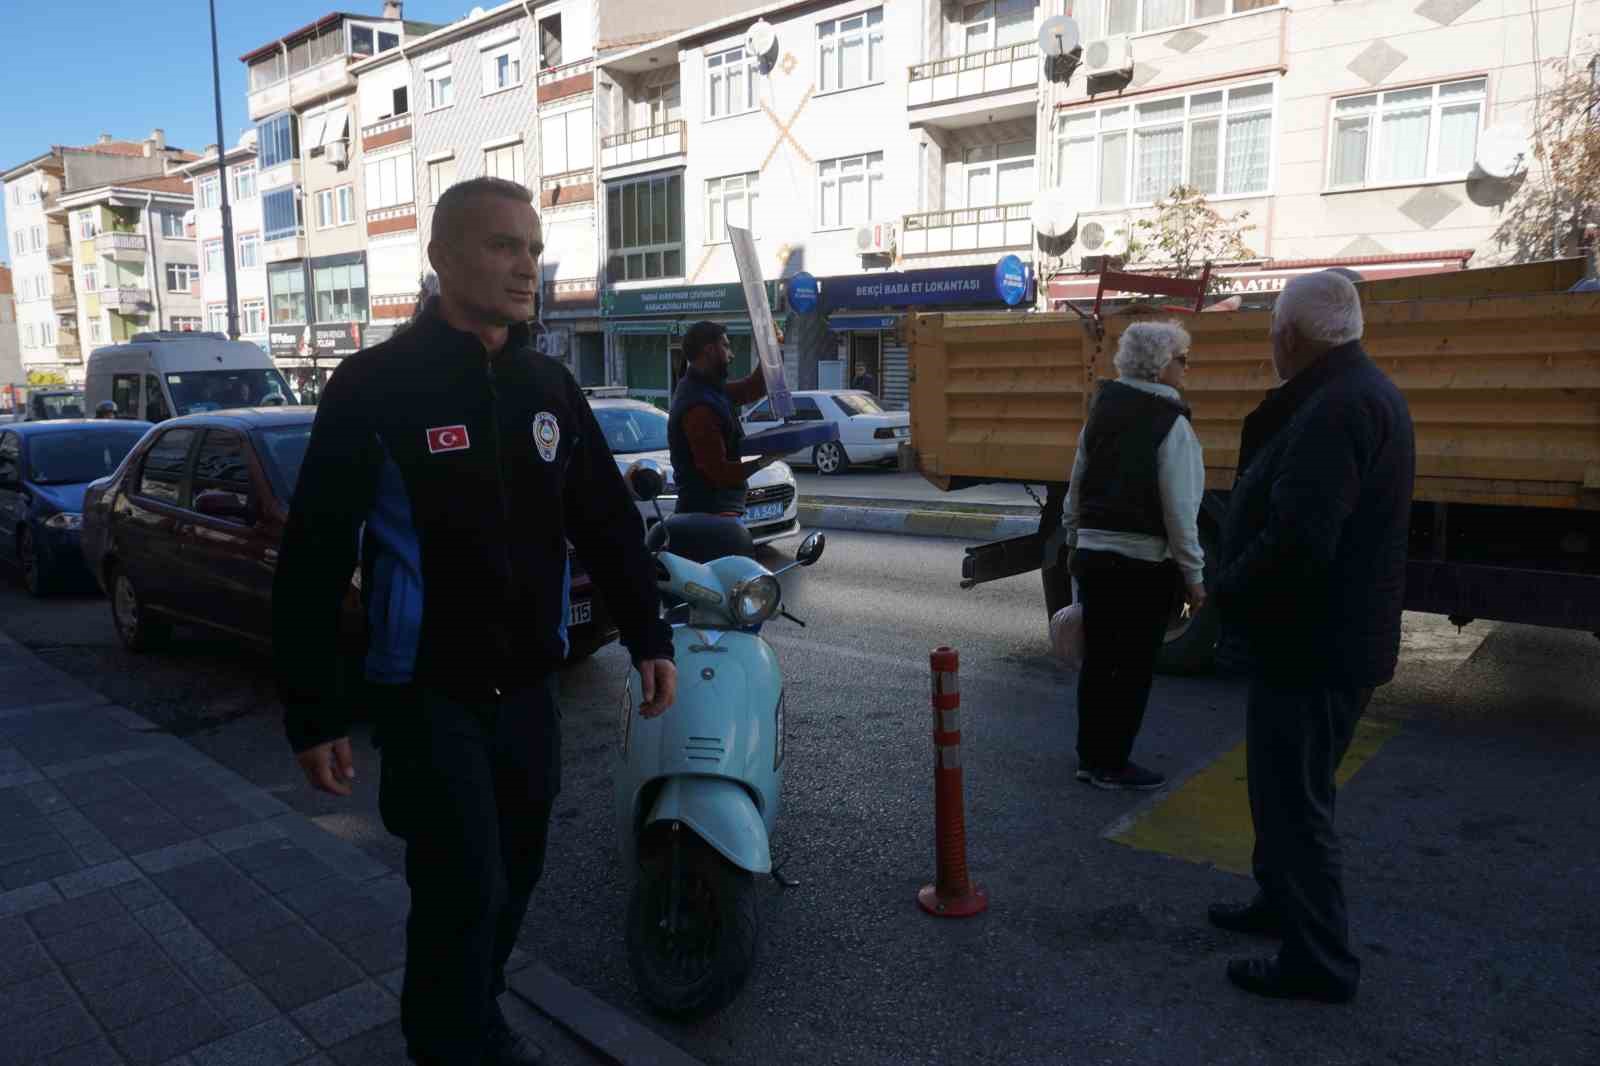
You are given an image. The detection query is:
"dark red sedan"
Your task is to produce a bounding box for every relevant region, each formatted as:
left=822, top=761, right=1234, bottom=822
left=81, top=408, right=617, bottom=660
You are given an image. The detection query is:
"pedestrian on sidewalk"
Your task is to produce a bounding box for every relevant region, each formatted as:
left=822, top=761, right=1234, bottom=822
left=1062, top=321, right=1206, bottom=791
left=273, top=176, right=678, bottom=1066
left=851, top=363, right=877, bottom=395
left=667, top=320, right=783, bottom=517
left=1207, top=270, right=1414, bottom=1004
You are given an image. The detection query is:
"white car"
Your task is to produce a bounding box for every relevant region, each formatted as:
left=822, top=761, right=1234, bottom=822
left=740, top=390, right=910, bottom=475
left=588, top=393, right=802, bottom=545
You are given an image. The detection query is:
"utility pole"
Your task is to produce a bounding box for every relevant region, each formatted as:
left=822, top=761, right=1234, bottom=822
left=209, top=0, right=240, bottom=339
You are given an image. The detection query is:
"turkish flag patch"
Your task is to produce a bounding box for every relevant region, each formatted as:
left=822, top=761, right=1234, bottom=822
left=426, top=425, right=471, bottom=454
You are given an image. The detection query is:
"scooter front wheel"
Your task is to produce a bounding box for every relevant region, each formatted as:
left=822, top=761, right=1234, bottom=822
left=626, top=834, right=759, bottom=1019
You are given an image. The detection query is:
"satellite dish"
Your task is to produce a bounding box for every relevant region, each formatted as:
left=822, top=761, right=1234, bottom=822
left=1038, top=15, right=1080, bottom=58
left=745, top=20, right=779, bottom=67
left=1475, top=124, right=1530, bottom=180
left=469, top=6, right=486, bottom=19
left=1031, top=188, right=1080, bottom=239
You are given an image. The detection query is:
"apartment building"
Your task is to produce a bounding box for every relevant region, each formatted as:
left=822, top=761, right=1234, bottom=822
left=1040, top=0, right=1600, bottom=303
left=3, top=132, right=193, bottom=383
left=0, top=266, right=20, bottom=393
left=177, top=136, right=271, bottom=351
left=241, top=2, right=439, bottom=394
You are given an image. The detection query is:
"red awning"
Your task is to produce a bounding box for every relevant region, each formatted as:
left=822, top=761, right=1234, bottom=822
left=1047, top=251, right=1473, bottom=305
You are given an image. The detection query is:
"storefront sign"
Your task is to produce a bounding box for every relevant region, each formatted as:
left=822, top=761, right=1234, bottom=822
left=268, top=321, right=364, bottom=359
left=601, top=281, right=778, bottom=318
left=994, top=255, right=1029, bottom=306
left=823, top=260, right=1034, bottom=311
left=786, top=272, right=819, bottom=314
left=828, top=314, right=899, bottom=331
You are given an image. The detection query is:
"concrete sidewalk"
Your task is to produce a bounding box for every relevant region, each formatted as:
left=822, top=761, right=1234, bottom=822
left=0, top=631, right=607, bottom=1066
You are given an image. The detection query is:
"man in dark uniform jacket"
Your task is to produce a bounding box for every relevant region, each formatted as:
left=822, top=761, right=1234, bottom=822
left=1208, top=270, right=1415, bottom=1004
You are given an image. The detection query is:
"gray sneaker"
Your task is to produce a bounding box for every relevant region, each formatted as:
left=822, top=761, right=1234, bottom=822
left=1089, top=763, right=1166, bottom=791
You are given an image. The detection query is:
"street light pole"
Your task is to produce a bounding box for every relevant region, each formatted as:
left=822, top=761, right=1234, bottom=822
left=209, top=0, right=240, bottom=339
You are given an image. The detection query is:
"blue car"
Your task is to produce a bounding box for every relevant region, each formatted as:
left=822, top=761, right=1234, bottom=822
left=0, top=419, right=152, bottom=596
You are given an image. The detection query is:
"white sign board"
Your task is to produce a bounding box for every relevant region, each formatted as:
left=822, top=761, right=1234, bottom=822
left=726, top=224, right=795, bottom=419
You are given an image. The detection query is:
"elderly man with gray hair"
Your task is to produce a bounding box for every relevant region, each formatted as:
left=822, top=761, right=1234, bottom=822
left=1207, top=270, right=1415, bottom=1004
left=1062, top=321, right=1206, bottom=792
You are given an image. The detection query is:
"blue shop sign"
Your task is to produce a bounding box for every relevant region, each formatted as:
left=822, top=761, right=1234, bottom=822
left=786, top=271, right=819, bottom=313
left=823, top=260, right=1034, bottom=311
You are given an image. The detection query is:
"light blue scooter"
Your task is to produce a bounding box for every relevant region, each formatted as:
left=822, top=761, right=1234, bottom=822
left=615, top=462, right=825, bottom=1019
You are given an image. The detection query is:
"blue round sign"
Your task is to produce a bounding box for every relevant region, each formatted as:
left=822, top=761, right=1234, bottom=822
left=787, top=272, right=820, bottom=314
left=994, top=255, right=1028, bottom=306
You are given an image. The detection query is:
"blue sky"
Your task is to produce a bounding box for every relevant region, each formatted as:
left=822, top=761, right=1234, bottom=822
left=0, top=0, right=457, bottom=265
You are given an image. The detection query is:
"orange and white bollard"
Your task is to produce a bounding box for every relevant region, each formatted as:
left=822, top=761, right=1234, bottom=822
left=918, top=646, right=988, bottom=918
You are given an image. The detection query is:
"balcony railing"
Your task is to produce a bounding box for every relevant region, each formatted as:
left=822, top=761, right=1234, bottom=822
left=908, top=41, right=1038, bottom=108
left=55, top=341, right=82, bottom=363
left=537, top=57, right=595, bottom=103
left=50, top=293, right=76, bottom=312
left=104, top=287, right=153, bottom=312
left=96, top=232, right=147, bottom=258
left=600, top=121, right=686, bottom=171
left=900, top=201, right=1033, bottom=256
left=544, top=276, right=599, bottom=309
left=366, top=203, right=417, bottom=235
left=541, top=170, right=595, bottom=208
left=46, top=242, right=71, bottom=262
left=362, top=114, right=413, bottom=150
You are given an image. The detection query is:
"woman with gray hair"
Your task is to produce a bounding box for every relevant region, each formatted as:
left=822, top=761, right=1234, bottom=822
left=1061, top=320, right=1206, bottom=790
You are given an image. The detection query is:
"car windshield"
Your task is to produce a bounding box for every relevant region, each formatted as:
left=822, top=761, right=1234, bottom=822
left=833, top=393, right=885, bottom=416
left=33, top=392, right=85, bottom=419
left=27, top=428, right=146, bottom=485
left=164, top=370, right=294, bottom=415
left=594, top=405, right=669, bottom=454
left=258, top=424, right=314, bottom=499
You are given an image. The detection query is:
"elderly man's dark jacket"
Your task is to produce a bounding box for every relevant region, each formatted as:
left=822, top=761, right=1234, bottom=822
left=1214, top=341, right=1415, bottom=687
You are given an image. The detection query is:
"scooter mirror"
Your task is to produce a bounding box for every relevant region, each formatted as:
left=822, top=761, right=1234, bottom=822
left=795, top=532, right=826, bottom=566
left=625, top=460, right=665, bottom=502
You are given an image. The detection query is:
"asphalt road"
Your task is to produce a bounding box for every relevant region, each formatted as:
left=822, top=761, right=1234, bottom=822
left=1, top=534, right=1597, bottom=1066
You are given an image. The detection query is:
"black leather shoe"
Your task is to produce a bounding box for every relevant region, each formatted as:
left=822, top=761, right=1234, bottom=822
left=1208, top=896, right=1284, bottom=938
left=484, top=1012, right=545, bottom=1066
left=1226, top=957, right=1356, bottom=1004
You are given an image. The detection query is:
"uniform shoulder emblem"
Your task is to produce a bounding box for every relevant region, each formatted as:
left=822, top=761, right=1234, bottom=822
left=533, top=411, right=560, bottom=462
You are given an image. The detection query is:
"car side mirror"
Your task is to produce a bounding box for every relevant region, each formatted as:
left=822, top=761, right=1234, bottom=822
left=625, top=460, right=665, bottom=503
left=194, top=490, right=254, bottom=523
left=795, top=531, right=826, bottom=566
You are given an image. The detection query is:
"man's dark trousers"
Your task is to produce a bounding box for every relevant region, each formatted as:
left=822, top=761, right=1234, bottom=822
left=1246, top=677, right=1372, bottom=995
left=376, top=679, right=561, bottom=1062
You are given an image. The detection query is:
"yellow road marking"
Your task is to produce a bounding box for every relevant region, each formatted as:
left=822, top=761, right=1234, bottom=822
left=1107, top=717, right=1401, bottom=875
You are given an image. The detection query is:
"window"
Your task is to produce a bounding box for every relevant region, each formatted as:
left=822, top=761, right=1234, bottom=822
left=269, top=264, right=307, bottom=324
left=89, top=318, right=105, bottom=344
left=143, top=374, right=170, bottom=422
left=791, top=396, right=825, bottom=421
left=138, top=428, right=196, bottom=504
left=426, top=64, right=454, bottom=110
left=541, top=111, right=593, bottom=176
left=706, top=173, right=759, bottom=241
left=706, top=47, right=756, bottom=118
left=745, top=398, right=776, bottom=423
left=349, top=24, right=375, bottom=57
left=1327, top=78, right=1486, bottom=189
left=539, top=14, right=562, bottom=68
left=250, top=52, right=286, bottom=91
left=158, top=210, right=187, bottom=238
left=170, top=315, right=202, bottom=332
left=364, top=151, right=415, bottom=209
left=1074, top=0, right=1276, bottom=40
left=197, top=175, right=221, bottom=210
left=305, top=107, right=349, bottom=156
left=112, top=374, right=140, bottom=418
left=316, top=185, right=356, bottom=228
left=483, top=42, right=523, bottom=94
left=263, top=188, right=302, bottom=241
left=232, top=164, right=257, bottom=202
left=392, top=86, right=410, bottom=117
left=30, top=225, right=43, bottom=252
left=605, top=173, right=684, bottom=282
left=193, top=431, right=254, bottom=514
left=41, top=319, right=55, bottom=346
left=640, top=82, right=681, bottom=128
left=961, top=0, right=1033, bottom=53
left=257, top=113, right=298, bottom=170
left=963, top=140, right=1034, bottom=207
left=817, top=151, right=885, bottom=228
left=207, top=305, right=229, bottom=334
left=81, top=264, right=99, bottom=293
left=166, top=262, right=199, bottom=292
left=241, top=299, right=267, bottom=335
left=238, top=233, right=260, bottom=268
left=203, top=239, right=224, bottom=274
left=313, top=262, right=368, bottom=322
left=484, top=143, right=523, bottom=184
left=818, top=7, right=885, bottom=92
left=75, top=212, right=99, bottom=240
left=1056, top=82, right=1273, bottom=207
left=428, top=156, right=458, bottom=204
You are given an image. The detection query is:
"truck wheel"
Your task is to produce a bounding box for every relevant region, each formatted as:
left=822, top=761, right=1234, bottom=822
left=627, top=834, right=759, bottom=1020
left=1155, top=523, right=1220, bottom=676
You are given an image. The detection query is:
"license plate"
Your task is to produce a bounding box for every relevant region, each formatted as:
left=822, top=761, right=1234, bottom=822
left=745, top=501, right=785, bottom=523
left=569, top=600, right=592, bottom=626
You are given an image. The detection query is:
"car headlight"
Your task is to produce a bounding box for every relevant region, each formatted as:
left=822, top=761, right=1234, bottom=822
left=730, top=574, right=781, bottom=626
left=45, top=513, right=82, bottom=531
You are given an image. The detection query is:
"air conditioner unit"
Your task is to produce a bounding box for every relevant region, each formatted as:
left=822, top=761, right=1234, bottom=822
left=1081, top=35, right=1134, bottom=78
left=1077, top=219, right=1126, bottom=257
left=854, top=221, right=896, bottom=255
left=326, top=140, right=349, bottom=167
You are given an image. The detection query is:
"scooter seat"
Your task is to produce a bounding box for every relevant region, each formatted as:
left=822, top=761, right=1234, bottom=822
left=654, top=513, right=755, bottom=564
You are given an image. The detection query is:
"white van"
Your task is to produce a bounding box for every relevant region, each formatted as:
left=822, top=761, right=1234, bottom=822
left=85, top=332, right=296, bottom=423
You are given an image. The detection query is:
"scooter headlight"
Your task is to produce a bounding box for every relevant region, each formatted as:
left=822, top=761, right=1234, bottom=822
left=730, top=575, right=781, bottom=626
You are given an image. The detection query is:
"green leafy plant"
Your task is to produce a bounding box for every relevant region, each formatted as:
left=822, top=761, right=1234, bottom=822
left=1492, top=59, right=1600, bottom=266
left=1126, top=184, right=1256, bottom=292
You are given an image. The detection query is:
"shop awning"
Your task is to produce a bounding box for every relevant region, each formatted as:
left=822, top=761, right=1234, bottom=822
left=1047, top=252, right=1474, bottom=304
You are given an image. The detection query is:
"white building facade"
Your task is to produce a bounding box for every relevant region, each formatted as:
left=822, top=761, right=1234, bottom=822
left=180, top=140, right=270, bottom=351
